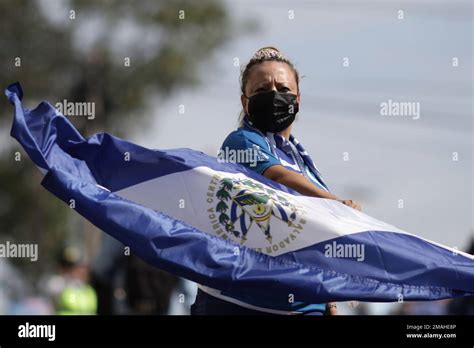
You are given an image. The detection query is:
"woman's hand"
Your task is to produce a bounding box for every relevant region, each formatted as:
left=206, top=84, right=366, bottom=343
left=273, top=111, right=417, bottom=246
left=325, top=302, right=337, bottom=315
left=338, top=199, right=362, bottom=211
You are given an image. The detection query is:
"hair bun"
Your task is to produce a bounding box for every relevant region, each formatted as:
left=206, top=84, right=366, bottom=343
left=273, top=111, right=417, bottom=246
left=252, top=46, right=285, bottom=60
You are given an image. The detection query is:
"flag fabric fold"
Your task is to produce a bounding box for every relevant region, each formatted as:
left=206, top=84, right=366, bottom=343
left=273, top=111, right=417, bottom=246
left=6, top=82, right=474, bottom=305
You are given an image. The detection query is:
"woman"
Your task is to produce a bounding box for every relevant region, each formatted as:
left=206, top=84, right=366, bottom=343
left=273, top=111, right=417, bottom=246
left=191, top=47, right=361, bottom=315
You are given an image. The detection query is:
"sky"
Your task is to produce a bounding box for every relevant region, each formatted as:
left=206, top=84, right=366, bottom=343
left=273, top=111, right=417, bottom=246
left=131, top=0, right=473, bottom=252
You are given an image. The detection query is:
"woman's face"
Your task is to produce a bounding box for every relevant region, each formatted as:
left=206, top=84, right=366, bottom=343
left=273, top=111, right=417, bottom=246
left=242, top=60, right=300, bottom=115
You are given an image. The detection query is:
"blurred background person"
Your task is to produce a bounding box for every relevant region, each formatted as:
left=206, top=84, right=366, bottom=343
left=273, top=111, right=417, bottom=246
left=91, top=233, right=183, bottom=315
left=41, top=246, right=97, bottom=315
left=447, top=238, right=474, bottom=315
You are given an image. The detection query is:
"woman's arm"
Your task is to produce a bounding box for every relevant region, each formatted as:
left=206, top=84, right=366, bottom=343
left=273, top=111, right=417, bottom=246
left=264, top=164, right=338, bottom=199
left=263, top=165, right=361, bottom=211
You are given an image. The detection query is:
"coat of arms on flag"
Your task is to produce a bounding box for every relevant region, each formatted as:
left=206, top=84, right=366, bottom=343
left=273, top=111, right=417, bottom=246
left=208, top=174, right=304, bottom=247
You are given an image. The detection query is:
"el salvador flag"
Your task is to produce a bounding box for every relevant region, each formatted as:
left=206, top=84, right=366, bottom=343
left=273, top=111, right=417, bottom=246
left=6, top=82, right=474, bottom=304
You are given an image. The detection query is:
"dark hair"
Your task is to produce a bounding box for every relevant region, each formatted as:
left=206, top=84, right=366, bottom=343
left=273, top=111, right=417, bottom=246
left=239, top=46, right=300, bottom=125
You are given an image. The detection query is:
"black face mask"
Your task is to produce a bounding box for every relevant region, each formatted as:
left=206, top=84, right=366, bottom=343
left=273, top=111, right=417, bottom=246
left=246, top=90, right=299, bottom=133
